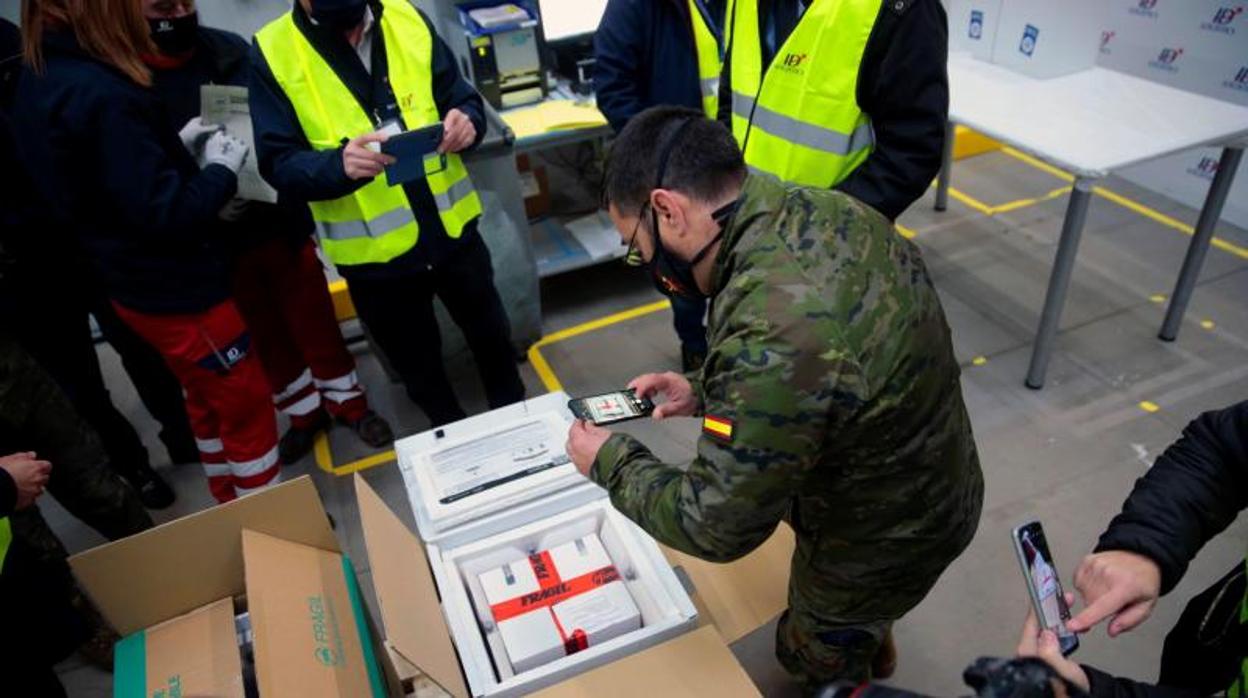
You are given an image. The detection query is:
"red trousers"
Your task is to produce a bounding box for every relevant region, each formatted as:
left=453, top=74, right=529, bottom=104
left=232, top=237, right=367, bottom=430
left=114, top=300, right=280, bottom=503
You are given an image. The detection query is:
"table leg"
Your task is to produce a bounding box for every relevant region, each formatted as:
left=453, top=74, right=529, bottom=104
left=935, top=121, right=955, bottom=212
left=1025, top=177, right=1096, bottom=390
left=1159, top=146, right=1244, bottom=342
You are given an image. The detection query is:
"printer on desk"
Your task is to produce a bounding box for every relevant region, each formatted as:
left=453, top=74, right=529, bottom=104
left=458, top=2, right=547, bottom=110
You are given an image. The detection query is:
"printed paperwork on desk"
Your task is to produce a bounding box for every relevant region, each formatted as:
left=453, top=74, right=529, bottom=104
left=200, top=85, right=279, bottom=204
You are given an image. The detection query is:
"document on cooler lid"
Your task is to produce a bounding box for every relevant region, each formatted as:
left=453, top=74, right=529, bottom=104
left=421, top=414, right=572, bottom=506
left=200, top=85, right=279, bottom=204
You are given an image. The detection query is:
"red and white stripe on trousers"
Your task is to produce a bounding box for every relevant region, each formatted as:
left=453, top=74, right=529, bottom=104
left=274, top=368, right=321, bottom=418
left=273, top=369, right=365, bottom=417
left=197, top=436, right=280, bottom=501
left=314, top=370, right=364, bottom=406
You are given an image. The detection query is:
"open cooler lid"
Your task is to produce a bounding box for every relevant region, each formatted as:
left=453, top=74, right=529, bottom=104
left=396, top=392, right=599, bottom=542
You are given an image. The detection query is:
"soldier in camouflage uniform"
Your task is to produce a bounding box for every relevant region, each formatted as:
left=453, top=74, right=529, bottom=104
left=566, top=107, right=984, bottom=687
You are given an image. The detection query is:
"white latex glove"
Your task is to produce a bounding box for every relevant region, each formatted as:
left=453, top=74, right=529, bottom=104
left=179, top=116, right=220, bottom=155
left=203, top=130, right=249, bottom=173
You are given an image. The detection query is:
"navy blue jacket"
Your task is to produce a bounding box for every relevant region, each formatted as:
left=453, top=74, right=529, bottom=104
left=12, top=30, right=237, bottom=314
left=593, top=0, right=725, bottom=134
left=718, top=0, right=949, bottom=221
left=150, top=25, right=315, bottom=252
left=249, top=1, right=486, bottom=282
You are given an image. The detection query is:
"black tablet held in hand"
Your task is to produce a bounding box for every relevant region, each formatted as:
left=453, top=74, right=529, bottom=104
left=381, top=124, right=445, bottom=186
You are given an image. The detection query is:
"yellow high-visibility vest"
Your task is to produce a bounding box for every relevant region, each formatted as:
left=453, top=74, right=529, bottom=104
left=255, top=0, right=482, bottom=267
left=728, top=0, right=882, bottom=188
left=0, top=517, right=11, bottom=573
left=688, top=0, right=723, bottom=119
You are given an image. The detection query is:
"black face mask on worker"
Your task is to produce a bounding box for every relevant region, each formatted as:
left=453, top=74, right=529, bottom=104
left=310, top=0, right=369, bottom=31
left=148, top=12, right=198, bottom=55
left=645, top=119, right=737, bottom=301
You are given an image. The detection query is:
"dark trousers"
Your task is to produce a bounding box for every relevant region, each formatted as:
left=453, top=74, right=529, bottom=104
left=344, top=235, right=525, bottom=427
left=0, top=338, right=154, bottom=557
left=671, top=295, right=708, bottom=354
left=0, top=541, right=86, bottom=698
left=10, top=285, right=195, bottom=473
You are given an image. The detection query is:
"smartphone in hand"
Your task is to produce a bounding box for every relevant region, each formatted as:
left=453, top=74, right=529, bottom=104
left=568, top=389, right=655, bottom=426
left=1013, top=520, right=1080, bottom=656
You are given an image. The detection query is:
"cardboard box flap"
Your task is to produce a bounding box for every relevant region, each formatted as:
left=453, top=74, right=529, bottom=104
left=355, top=474, right=470, bottom=698
left=69, top=476, right=337, bottom=635
left=531, top=625, right=760, bottom=697
left=661, top=525, right=794, bottom=643
left=242, top=529, right=388, bottom=698
left=114, top=597, right=243, bottom=698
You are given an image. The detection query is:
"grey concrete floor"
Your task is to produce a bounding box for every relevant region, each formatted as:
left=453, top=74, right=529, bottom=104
left=51, top=150, right=1248, bottom=696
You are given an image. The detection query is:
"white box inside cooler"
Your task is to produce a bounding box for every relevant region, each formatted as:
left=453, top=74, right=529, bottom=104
left=395, top=392, right=699, bottom=698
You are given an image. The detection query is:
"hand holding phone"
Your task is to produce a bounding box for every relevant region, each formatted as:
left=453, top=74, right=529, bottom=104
left=567, top=389, right=655, bottom=426
left=1012, top=520, right=1080, bottom=656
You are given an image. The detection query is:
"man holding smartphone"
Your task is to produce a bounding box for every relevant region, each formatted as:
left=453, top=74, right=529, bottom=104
left=250, top=0, right=526, bottom=428
left=565, top=107, right=984, bottom=686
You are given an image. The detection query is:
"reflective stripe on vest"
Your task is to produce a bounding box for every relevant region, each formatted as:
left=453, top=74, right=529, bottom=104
left=688, top=0, right=723, bottom=119
left=728, top=0, right=881, bottom=189
left=255, top=0, right=482, bottom=266
left=0, top=517, right=10, bottom=573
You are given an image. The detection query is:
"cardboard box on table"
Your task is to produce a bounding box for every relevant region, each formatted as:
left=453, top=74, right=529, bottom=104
left=68, top=392, right=761, bottom=697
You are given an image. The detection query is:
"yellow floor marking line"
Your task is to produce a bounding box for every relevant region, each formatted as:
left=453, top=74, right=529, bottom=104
left=996, top=148, right=1248, bottom=261
left=316, top=299, right=674, bottom=475
left=1201, top=319, right=1217, bottom=331
left=1149, top=294, right=1167, bottom=304
left=897, top=223, right=917, bottom=240
left=971, top=356, right=988, bottom=367
left=1139, top=400, right=1161, bottom=413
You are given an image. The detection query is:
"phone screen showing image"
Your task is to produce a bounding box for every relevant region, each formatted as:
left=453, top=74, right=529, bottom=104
left=583, top=392, right=642, bottom=423
left=1015, top=521, right=1080, bottom=655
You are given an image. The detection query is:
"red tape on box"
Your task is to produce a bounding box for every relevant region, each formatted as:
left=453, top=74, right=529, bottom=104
left=489, top=551, right=622, bottom=657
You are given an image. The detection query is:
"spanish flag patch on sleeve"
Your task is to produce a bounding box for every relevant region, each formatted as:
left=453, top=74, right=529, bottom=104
left=702, top=415, right=734, bottom=442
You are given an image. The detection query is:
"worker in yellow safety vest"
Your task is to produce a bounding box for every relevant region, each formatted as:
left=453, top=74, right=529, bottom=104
left=251, top=0, right=526, bottom=427
left=594, top=0, right=726, bottom=373
left=719, top=0, right=949, bottom=221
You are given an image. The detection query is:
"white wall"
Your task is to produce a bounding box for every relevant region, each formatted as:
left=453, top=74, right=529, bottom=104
left=1097, top=0, right=1248, bottom=229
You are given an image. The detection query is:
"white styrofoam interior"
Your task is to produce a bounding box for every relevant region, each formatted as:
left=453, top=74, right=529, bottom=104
left=428, top=498, right=698, bottom=698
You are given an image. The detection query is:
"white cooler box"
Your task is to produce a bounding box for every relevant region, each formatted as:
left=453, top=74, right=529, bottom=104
left=396, top=392, right=698, bottom=697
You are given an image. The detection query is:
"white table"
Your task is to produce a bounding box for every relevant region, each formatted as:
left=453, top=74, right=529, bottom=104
left=936, top=53, right=1248, bottom=388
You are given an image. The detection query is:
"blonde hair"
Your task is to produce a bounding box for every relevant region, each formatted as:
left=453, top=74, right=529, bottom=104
left=23, top=0, right=156, bottom=86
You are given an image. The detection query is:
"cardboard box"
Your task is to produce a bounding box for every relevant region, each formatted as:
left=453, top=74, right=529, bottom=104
left=243, top=529, right=387, bottom=697
left=989, top=0, right=1108, bottom=79
left=948, top=0, right=1004, bottom=61
left=71, top=439, right=759, bottom=698
left=479, top=535, right=642, bottom=674
left=394, top=392, right=700, bottom=696
left=114, top=597, right=244, bottom=698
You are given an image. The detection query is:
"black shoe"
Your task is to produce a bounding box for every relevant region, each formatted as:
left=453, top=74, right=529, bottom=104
left=279, top=413, right=330, bottom=465
left=681, top=344, right=707, bottom=373
left=125, top=466, right=176, bottom=510
left=341, top=410, right=395, bottom=449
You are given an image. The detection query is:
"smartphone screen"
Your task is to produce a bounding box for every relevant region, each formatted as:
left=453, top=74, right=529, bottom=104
left=568, top=390, right=653, bottom=426
left=1013, top=521, right=1080, bottom=656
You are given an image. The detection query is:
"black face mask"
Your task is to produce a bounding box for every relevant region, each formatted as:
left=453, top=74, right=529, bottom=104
left=148, top=12, right=198, bottom=55
left=311, top=0, right=369, bottom=31
left=645, top=119, right=738, bottom=301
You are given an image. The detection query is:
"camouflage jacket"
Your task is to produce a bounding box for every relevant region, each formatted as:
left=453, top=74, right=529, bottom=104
left=592, top=175, right=983, bottom=570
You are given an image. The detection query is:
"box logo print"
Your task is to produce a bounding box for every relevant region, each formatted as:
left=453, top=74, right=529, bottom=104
left=308, top=595, right=345, bottom=668
left=1019, top=24, right=1039, bottom=57
left=1224, top=66, right=1248, bottom=92
left=1130, top=0, right=1159, bottom=18
left=969, top=10, right=984, bottom=40
left=1100, top=30, right=1115, bottom=54
left=1202, top=6, right=1244, bottom=34
left=1187, top=157, right=1220, bottom=180
left=1149, top=47, right=1183, bottom=72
